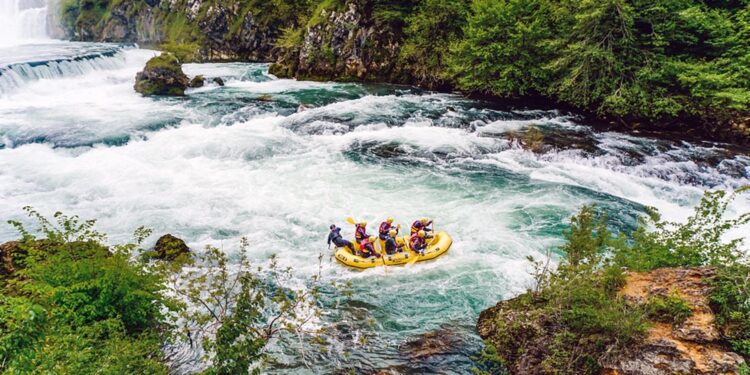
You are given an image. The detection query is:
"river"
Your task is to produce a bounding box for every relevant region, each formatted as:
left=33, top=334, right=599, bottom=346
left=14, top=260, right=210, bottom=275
left=1, top=1, right=749, bottom=373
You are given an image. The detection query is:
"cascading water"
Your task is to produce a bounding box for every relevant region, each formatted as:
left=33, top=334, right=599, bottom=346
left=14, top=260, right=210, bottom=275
left=0, top=0, right=120, bottom=96
left=0, top=0, right=49, bottom=46
left=0, top=44, right=129, bottom=95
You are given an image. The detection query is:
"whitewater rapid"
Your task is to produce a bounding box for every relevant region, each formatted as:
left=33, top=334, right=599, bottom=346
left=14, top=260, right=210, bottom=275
left=1, top=45, right=749, bottom=373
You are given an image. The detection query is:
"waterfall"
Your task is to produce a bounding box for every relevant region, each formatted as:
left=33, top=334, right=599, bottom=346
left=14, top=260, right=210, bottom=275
left=0, top=46, right=128, bottom=95
left=0, top=0, right=49, bottom=46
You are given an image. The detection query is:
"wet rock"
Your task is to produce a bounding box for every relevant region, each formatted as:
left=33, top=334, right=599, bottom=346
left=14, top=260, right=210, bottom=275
left=198, top=5, right=276, bottom=61
left=189, top=75, right=205, bottom=88
left=398, top=328, right=465, bottom=360
left=134, top=53, right=189, bottom=96
left=152, top=234, right=190, bottom=261
left=272, top=1, right=405, bottom=83
left=212, top=77, right=225, bottom=86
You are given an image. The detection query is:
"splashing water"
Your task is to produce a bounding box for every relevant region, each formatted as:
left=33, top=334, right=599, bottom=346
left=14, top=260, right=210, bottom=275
left=1, top=45, right=749, bottom=373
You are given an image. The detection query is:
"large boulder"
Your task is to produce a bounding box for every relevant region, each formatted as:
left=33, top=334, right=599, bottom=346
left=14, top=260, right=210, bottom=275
left=134, top=53, right=189, bottom=96
left=152, top=234, right=190, bottom=261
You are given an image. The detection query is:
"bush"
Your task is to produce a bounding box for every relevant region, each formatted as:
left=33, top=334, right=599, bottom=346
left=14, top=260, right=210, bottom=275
left=645, top=293, right=694, bottom=325
left=0, top=208, right=174, bottom=374
left=711, top=262, right=750, bottom=357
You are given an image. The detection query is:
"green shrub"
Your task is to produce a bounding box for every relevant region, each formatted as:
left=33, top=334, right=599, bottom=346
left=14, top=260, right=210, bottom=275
left=645, top=293, right=694, bottom=325
left=613, top=188, right=750, bottom=271
left=711, top=262, right=750, bottom=357
left=1, top=208, right=174, bottom=374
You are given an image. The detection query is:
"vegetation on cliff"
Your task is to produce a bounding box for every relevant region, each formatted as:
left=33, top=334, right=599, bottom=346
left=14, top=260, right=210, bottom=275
left=476, top=188, right=750, bottom=374
left=59, top=0, right=750, bottom=139
left=0, top=208, right=332, bottom=374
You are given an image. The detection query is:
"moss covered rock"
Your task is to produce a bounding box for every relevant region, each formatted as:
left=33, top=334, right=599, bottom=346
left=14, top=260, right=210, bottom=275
left=134, top=53, right=189, bottom=96
left=189, top=75, right=205, bottom=88
left=151, top=234, right=190, bottom=261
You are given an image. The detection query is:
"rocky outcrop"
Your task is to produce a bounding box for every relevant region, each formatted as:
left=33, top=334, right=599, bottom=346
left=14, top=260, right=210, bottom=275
left=196, top=4, right=276, bottom=61
left=271, top=1, right=406, bottom=83
left=62, top=0, right=278, bottom=62
left=600, top=267, right=745, bottom=375
left=477, top=267, right=747, bottom=375
left=134, top=53, right=189, bottom=96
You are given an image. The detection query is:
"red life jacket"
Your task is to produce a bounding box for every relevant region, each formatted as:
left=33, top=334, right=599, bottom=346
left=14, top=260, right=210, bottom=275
left=379, top=221, right=391, bottom=235
left=355, top=225, right=367, bottom=240
left=410, top=233, right=424, bottom=249
left=360, top=238, right=374, bottom=254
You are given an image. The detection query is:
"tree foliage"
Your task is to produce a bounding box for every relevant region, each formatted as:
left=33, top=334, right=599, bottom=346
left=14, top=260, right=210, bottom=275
left=0, top=208, right=174, bottom=374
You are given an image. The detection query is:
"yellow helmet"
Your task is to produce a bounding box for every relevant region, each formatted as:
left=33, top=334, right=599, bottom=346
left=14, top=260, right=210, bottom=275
left=418, top=230, right=425, bottom=238
left=360, top=220, right=367, bottom=226
left=386, top=217, right=394, bottom=223
left=368, top=236, right=376, bottom=242
left=389, top=229, right=397, bottom=236
left=420, top=217, right=428, bottom=224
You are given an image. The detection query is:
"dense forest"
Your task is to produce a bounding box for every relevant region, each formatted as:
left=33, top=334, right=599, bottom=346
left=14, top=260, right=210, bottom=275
left=60, top=0, right=750, bottom=140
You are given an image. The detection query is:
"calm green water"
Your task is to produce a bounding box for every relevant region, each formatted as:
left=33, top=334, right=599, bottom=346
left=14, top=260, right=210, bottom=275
left=1, top=45, right=749, bottom=374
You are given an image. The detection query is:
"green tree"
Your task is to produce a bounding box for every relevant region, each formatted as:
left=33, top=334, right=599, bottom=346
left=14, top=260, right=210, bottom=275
left=400, top=0, right=470, bottom=88
left=448, top=0, right=555, bottom=97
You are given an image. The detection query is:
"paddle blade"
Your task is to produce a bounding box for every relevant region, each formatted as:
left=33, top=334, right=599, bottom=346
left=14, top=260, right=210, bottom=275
left=346, top=217, right=356, bottom=225
left=407, top=254, right=419, bottom=266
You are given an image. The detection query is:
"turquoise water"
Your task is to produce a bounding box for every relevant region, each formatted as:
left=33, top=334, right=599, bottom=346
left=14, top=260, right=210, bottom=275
left=1, top=44, right=749, bottom=374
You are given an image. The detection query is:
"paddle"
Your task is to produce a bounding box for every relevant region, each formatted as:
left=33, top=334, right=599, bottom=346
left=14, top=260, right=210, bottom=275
left=375, top=239, right=388, bottom=274
left=346, top=217, right=356, bottom=225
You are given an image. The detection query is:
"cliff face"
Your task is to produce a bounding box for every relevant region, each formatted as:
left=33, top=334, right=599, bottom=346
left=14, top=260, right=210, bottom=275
left=270, top=1, right=407, bottom=83
left=477, top=267, right=747, bottom=375
left=60, top=0, right=412, bottom=82
left=61, top=0, right=279, bottom=61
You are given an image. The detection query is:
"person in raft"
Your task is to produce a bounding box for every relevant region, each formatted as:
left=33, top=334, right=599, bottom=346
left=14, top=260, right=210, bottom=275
left=360, top=236, right=380, bottom=258
left=327, top=225, right=353, bottom=252
left=410, top=230, right=427, bottom=255
left=378, top=217, right=396, bottom=240
left=384, top=229, right=404, bottom=255
left=410, top=217, right=433, bottom=238
left=355, top=220, right=370, bottom=243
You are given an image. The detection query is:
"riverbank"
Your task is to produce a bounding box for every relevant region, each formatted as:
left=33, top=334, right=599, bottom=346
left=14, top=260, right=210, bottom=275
left=58, top=0, right=750, bottom=146
left=475, top=191, right=750, bottom=375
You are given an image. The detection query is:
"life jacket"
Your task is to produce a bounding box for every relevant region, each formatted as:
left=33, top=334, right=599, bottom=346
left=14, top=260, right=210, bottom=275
left=410, top=233, right=425, bottom=249
left=379, top=221, right=391, bottom=235
left=360, top=238, right=374, bottom=254
left=385, top=237, right=401, bottom=254
left=355, top=225, right=367, bottom=241
left=410, top=221, right=423, bottom=234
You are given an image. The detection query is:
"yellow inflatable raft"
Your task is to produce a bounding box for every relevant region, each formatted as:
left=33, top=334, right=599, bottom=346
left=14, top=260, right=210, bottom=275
left=334, top=231, right=452, bottom=269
